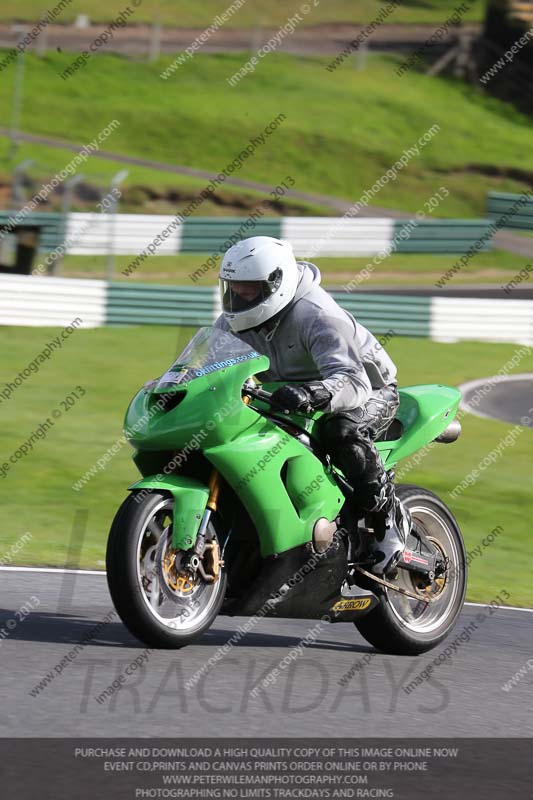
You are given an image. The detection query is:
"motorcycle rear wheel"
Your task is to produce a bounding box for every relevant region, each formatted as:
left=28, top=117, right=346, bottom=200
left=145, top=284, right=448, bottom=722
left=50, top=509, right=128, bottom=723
left=354, top=484, right=467, bottom=655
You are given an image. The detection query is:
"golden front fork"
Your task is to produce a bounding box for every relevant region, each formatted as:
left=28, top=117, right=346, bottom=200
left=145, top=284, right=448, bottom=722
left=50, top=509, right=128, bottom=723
left=192, top=467, right=221, bottom=560
left=207, top=468, right=221, bottom=512
left=192, top=468, right=223, bottom=579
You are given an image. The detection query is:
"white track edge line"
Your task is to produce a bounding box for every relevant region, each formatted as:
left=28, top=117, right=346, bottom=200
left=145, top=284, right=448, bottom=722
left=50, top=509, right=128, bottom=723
left=0, top=566, right=105, bottom=575
left=1, top=567, right=532, bottom=612
left=464, top=601, right=533, bottom=613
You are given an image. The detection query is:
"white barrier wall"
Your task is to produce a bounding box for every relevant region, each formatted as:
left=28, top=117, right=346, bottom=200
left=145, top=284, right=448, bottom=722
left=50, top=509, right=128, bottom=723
left=0, top=275, right=106, bottom=328
left=38, top=214, right=493, bottom=258
left=65, top=213, right=182, bottom=256
left=282, top=218, right=395, bottom=257
left=430, top=297, right=533, bottom=346
left=1, top=275, right=532, bottom=346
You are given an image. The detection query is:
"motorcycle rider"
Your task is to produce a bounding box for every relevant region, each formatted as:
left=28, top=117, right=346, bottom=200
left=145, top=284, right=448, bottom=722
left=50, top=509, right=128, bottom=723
left=215, top=235, right=411, bottom=576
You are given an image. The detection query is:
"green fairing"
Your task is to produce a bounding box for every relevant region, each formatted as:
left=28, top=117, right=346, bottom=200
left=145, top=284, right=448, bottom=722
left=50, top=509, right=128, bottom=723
left=260, top=381, right=461, bottom=470
left=205, top=427, right=344, bottom=556
left=377, top=384, right=461, bottom=468
left=124, top=328, right=460, bottom=556
left=129, top=475, right=209, bottom=550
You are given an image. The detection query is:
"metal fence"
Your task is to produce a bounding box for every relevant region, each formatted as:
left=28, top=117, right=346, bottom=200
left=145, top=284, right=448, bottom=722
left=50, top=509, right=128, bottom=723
left=487, top=192, right=533, bottom=230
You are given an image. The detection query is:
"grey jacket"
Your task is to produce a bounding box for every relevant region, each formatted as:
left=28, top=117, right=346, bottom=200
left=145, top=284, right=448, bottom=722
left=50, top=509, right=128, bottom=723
left=215, top=261, right=397, bottom=413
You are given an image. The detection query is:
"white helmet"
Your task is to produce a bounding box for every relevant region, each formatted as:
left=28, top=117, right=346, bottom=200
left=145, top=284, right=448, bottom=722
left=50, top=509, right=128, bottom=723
left=219, top=236, right=298, bottom=333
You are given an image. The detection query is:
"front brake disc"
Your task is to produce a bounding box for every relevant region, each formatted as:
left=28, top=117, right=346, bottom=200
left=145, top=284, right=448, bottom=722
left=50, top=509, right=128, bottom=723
left=155, top=528, right=198, bottom=603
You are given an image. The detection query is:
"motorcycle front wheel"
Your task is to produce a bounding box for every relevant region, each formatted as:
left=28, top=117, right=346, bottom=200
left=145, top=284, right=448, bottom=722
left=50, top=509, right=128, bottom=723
left=106, top=491, right=227, bottom=648
left=354, top=484, right=467, bottom=655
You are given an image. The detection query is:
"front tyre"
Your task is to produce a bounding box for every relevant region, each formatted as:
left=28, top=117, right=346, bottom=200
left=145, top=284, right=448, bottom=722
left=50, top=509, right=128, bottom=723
left=106, top=491, right=227, bottom=648
left=354, top=484, right=467, bottom=655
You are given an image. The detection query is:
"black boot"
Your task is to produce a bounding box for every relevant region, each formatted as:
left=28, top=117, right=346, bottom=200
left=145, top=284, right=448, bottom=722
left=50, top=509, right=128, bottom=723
left=364, top=476, right=411, bottom=576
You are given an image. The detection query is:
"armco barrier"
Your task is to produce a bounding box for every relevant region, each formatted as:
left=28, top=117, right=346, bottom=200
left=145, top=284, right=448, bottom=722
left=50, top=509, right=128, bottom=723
left=106, top=283, right=216, bottom=326
left=0, top=274, right=106, bottom=327
left=186, top=218, right=494, bottom=256
left=66, top=213, right=182, bottom=256
left=392, top=220, right=493, bottom=253
left=332, top=292, right=432, bottom=337
left=430, top=297, right=533, bottom=345
left=487, top=192, right=533, bottom=230
left=281, top=218, right=395, bottom=257
left=0, top=212, right=497, bottom=259
left=1, top=275, right=531, bottom=345
left=0, top=211, right=64, bottom=252
left=181, top=218, right=281, bottom=253
left=284, top=219, right=494, bottom=258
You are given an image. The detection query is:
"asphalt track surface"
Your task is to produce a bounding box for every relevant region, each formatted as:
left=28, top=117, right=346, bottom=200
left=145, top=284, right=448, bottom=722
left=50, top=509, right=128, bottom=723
left=0, top=22, right=480, bottom=57
left=460, top=374, right=533, bottom=427
left=1, top=568, right=531, bottom=737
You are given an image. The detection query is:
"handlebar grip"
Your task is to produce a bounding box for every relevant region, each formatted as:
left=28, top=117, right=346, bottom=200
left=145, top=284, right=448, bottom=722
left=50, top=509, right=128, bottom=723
left=255, top=388, right=273, bottom=401
left=243, top=386, right=292, bottom=413
left=243, top=385, right=271, bottom=401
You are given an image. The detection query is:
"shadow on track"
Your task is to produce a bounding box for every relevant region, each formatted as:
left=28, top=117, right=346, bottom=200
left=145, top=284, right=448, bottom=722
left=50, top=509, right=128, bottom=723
left=0, top=608, right=374, bottom=653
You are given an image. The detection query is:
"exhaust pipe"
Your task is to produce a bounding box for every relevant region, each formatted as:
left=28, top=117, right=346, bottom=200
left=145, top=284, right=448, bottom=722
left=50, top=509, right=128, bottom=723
left=435, top=418, right=461, bottom=444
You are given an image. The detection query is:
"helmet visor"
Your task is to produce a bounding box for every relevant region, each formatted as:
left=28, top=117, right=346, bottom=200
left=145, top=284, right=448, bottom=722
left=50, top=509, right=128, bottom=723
left=220, top=269, right=282, bottom=314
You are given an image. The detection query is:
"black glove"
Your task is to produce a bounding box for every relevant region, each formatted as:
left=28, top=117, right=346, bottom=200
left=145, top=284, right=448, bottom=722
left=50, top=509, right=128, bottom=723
left=271, top=382, right=332, bottom=413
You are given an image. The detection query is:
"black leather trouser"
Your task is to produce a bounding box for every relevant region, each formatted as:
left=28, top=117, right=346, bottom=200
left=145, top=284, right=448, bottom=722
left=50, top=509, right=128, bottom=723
left=317, top=384, right=400, bottom=516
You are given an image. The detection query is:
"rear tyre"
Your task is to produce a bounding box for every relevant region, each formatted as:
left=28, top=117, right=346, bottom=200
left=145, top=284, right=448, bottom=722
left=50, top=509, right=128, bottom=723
left=354, top=484, right=466, bottom=655
left=106, top=491, right=227, bottom=648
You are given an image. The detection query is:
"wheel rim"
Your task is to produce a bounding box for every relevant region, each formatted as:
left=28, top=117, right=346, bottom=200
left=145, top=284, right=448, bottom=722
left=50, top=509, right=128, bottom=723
left=135, top=498, right=224, bottom=632
left=385, top=502, right=463, bottom=634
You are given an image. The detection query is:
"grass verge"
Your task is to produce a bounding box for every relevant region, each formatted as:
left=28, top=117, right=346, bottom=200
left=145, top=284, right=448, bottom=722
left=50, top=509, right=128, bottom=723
left=56, top=250, right=532, bottom=287
left=0, top=0, right=485, bottom=26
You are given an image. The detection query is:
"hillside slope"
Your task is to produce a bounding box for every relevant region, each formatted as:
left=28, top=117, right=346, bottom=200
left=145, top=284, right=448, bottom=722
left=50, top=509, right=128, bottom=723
left=0, top=50, right=531, bottom=217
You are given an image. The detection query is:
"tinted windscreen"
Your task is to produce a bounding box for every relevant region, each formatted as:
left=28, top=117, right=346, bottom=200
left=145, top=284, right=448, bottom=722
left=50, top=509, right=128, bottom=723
left=154, top=327, right=261, bottom=389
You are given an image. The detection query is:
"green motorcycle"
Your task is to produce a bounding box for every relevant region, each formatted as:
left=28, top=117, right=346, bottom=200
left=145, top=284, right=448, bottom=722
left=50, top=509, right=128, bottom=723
left=106, top=325, right=466, bottom=654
